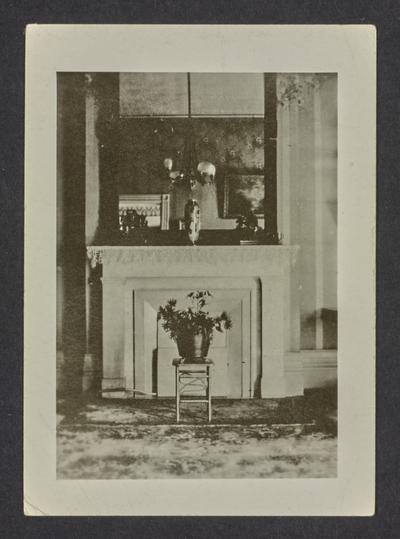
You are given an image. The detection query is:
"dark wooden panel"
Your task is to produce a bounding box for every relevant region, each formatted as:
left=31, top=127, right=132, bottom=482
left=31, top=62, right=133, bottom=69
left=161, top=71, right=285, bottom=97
left=264, top=73, right=278, bottom=241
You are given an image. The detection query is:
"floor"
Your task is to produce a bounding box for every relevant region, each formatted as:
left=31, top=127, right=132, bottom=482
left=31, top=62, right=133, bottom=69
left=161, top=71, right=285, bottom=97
left=57, top=388, right=337, bottom=479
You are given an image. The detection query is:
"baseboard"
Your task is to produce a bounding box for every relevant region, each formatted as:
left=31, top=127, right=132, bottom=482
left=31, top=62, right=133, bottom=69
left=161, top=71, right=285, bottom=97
left=284, top=350, right=337, bottom=392
left=301, top=349, right=337, bottom=369
left=301, top=349, right=337, bottom=389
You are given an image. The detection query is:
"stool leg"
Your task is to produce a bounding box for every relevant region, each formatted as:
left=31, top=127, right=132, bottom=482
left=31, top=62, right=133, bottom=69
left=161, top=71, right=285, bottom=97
left=176, top=367, right=180, bottom=423
left=208, top=366, right=212, bottom=422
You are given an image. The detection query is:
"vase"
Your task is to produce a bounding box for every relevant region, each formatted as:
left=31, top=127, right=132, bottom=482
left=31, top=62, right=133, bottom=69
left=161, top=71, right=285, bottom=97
left=184, top=198, right=201, bottom=244
left=177, top=329, right=210, bottom=362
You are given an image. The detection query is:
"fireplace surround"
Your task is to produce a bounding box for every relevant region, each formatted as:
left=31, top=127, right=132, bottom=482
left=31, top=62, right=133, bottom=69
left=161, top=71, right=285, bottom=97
left=87, top=245, right=301, bottom=398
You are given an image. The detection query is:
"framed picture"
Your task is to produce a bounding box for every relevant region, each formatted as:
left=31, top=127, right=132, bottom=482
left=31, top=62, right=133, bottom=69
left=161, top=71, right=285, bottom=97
left=118, top=194, right=170, bottom=230
left=223, top=174, right=265, bottom=218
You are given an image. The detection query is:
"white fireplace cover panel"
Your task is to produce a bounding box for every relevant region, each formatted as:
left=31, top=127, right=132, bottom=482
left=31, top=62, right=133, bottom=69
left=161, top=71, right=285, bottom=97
left=124, top=277, right=260, bottom=398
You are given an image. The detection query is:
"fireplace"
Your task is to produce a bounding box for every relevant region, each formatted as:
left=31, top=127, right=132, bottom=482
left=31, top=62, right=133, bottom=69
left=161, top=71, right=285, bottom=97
left=88, top=245, right=301, bottom=398
left=133, top=279, right=258, bottom=398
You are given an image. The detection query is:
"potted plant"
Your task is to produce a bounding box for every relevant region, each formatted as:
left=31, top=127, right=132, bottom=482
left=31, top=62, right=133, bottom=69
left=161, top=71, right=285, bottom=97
left=158, top=290, right=232, bottom=362
left=236, top=210, right=262, bottom=241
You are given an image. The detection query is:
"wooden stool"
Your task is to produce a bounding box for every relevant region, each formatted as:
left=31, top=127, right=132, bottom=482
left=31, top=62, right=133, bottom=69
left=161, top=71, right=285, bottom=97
left=172, top=358, right=213, bottom=423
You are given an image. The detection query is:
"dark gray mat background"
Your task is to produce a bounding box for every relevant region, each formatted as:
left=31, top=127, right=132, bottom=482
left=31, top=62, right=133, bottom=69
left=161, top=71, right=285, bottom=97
left=1, top=1, right=398, bottom=537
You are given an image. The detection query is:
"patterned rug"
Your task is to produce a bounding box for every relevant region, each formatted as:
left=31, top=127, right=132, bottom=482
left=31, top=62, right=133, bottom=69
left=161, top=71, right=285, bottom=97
left=57, top=391, right=337, bottom=479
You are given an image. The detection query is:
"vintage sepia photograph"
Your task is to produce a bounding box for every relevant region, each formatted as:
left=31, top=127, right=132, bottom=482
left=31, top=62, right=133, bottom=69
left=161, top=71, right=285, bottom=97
left=24, top=25, right=375, bottom=516
left=56, top=71, right=338, bottom=480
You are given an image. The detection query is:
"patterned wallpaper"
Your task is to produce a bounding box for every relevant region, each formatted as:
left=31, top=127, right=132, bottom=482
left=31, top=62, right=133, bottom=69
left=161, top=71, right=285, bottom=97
left=116, top=117, right=265, bottom=196
left=195, top=119, right=265, bottom=171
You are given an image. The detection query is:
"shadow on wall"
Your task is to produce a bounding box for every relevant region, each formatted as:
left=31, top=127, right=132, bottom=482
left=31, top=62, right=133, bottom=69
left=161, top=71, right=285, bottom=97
left=302, top=309, right=337, bottom=350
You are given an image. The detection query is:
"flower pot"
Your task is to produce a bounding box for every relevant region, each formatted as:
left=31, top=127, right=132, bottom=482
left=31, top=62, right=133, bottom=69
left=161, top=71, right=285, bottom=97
left=177, top=329, right=210, bottom=361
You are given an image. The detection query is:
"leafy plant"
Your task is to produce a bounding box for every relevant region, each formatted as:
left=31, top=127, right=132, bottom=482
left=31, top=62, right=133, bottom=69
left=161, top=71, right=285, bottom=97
left=158, top=290, right=232, bottom=343
left=236, top=210, right=259, bottom=232
left=235, top=210, right=263, bottom=240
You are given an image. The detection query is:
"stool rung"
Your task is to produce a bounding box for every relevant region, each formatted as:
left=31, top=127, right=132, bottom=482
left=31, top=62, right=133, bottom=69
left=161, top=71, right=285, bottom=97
left=179, top=399, right=209, bottom=403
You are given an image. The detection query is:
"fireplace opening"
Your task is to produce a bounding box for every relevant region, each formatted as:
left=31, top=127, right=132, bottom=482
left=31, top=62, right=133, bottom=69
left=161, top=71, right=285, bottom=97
left=130, top=279, right=260, bottom=399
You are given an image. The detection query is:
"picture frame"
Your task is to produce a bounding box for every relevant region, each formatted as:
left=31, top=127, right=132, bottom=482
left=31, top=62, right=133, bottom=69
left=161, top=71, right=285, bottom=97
left=118, top=193, right=170, bottom=230
left=223, top=174, right=265, bottom=218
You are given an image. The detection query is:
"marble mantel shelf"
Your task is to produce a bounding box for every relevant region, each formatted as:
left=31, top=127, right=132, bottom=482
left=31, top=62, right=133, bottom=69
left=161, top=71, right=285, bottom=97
left=87, top=245, right=299, bottom=272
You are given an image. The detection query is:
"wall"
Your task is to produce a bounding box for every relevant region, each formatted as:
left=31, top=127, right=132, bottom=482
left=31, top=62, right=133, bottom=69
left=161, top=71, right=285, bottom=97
left=277, top=74, right=338, bottom=349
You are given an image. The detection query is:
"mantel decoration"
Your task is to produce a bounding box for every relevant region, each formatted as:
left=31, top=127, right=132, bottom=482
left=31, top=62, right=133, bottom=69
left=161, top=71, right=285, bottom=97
left=119, top=194, right=170, bottom=234
left=184, top=198, right=201, bottom=245
left=236, top=209, right=264, bottom=244
left=158, top=290, right=232, bottom=362
left=163, top=74, right=216, bottom=191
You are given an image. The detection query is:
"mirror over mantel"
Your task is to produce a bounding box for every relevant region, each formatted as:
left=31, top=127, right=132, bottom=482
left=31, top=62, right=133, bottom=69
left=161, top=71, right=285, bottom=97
left=92, top=72, right=278, bottom=244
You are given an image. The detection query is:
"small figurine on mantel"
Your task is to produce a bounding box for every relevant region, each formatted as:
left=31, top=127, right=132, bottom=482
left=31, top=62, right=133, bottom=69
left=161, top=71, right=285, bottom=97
left=235, top=210, right=263, bottom=245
